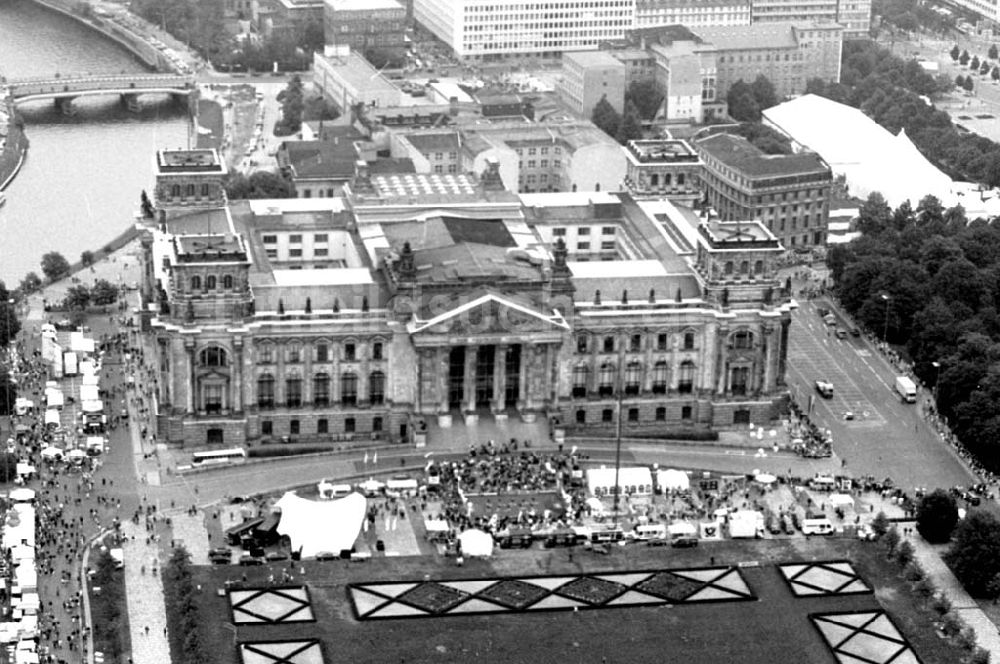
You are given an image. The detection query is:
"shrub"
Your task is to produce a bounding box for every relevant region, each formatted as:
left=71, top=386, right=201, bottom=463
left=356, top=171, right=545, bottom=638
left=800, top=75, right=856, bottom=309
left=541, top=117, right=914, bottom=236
left=871, top=511, right=890, bottom=538
left=882, top=526, right=901, bottom=557
left=896, top=540, right=915, bottom=567
left=903, top=560, right=923, bottom=582
left=913, top=576, right=935, bottom=598
left=931, top=593, right=952, bottom=616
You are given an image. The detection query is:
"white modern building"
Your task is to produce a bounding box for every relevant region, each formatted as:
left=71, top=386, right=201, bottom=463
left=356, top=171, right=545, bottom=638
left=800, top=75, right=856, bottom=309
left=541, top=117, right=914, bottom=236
left=413, top=0, right=637, bottom=60
left=635, top=0, right=751, bottom=28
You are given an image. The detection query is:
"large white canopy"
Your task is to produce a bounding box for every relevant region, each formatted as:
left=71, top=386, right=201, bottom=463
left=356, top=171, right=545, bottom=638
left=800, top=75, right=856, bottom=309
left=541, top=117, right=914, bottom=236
left=763, top=94, right=992, bottom=212
left=458, top=529, right=493, bottom=557
left=273, top=491, right=366, bottom=558
left=657, top=469, right=690, bottom=491
left=587, top=467, right=653, bottom=496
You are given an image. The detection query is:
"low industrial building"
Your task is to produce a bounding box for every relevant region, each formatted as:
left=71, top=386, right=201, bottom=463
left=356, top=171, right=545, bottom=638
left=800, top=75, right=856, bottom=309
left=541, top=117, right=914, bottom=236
left=312, top=47, right=402, bottom=111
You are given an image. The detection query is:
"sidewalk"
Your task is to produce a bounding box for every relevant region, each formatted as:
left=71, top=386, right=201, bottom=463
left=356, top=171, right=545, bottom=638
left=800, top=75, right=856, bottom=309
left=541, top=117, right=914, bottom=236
left=904, top=528, right=1000, bottom=656
left=120, top=520, right=170, bottom=664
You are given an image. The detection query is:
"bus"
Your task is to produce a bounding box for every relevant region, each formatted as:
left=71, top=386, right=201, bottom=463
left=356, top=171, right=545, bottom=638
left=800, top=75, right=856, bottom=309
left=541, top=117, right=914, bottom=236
left=191, top=447, right=247, bottom=466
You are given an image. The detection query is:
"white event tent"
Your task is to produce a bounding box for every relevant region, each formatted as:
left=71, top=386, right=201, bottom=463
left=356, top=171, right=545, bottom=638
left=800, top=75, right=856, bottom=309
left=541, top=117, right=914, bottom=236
left=586, top=467, right=653, bottom=496
left=273, top=491, right=366, bottom=558
left=763, top=95, right=1000, bottom=218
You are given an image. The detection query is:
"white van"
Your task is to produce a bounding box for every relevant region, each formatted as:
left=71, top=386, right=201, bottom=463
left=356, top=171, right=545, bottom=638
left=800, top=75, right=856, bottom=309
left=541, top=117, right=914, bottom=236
left=632, top=524, right=667, bottom=541
left=802, top=517, right=834, bottom=536
left=808, top=476, right=837, bottom=491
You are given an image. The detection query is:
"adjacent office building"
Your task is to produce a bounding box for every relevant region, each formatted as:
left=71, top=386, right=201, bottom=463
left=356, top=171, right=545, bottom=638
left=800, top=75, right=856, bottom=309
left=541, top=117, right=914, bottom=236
left=557, top=50, right=628, bottom=117
left=695, top=132, right=833, bottom=248
left=635, top=0, right=751, bottom=28
left=323, top=0, right=407, bottom=56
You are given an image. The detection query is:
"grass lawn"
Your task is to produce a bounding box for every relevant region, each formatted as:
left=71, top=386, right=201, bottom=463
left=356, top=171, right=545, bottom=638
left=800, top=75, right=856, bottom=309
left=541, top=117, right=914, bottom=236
left=183, top=538, right=961, bottom=664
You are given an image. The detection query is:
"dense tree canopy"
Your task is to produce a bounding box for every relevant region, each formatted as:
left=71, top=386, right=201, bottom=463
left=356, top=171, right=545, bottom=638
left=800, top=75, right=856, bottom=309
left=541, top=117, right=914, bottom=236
left=807, top=41, right=1000, bottom=188
left=40, top=252, right=70, bottom=283
left=945, top=511, right=1000, bottom=597
left=0, top=282, right=20, bottom=346
left=224, top=171, right=296, bottom=199
left=831, top=193, right=1000, bottom=472
left=591, top=95, right=621, bottom=139
left=625, top=79, right=663, bottom=120
left=915, top=489, right=959, bottom=543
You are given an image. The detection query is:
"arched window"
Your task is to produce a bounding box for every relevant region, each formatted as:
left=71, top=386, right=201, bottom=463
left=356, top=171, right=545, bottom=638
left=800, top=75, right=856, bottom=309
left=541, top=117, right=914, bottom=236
left=753, top=260, right=764, bottom=276
left=341, top=372, right=358, bottom=406
left=170, top=184, right=180, bottom=197
left=198, top=347, right=227, bottom=367
left=598, top=363, right=615, bottom=397
left=724, top=261, right=734, bottom=275
left=652, top=361, right=668, bottom=394
left=257, top=374, right=275, bottom=408
left=286, top=377, right=302, bottom=407
left=185, top=184, right=195, bottom=197
left=572, top=365, right=589, bottom=398
left=732, top=331, right=753, bottom=350
left=223, top=274, right=234, bottom=289
left=313, top=373, right=330, bottom=406
left=190, top=275, right=201, bottom=291
left=683, top=331, right=696, bottom=350
left=625, top=361, right=641, bottom=395
left=678, top=361, right=695, bottom=394
left=205, top=275, right=217, bottom=290
left=370, top=371, right=385, bottom=405
left=739, top=261, right=750, bottom=275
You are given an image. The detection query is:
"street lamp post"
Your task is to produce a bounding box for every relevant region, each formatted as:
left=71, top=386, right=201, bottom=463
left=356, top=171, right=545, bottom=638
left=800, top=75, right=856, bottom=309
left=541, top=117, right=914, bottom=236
left=881, top=294, right=891, bottom=342
left=612, top=356, right=624, bottom=530
left=931, top=361, right=941, bottom=405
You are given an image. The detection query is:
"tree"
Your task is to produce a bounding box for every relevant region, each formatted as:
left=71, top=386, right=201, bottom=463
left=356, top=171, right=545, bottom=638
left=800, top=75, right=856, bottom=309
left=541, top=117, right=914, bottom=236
left=871, top=511, right=890, bottom=538
left=727, top=80, right=762, bottom=122
left=615, top=99, right=643, bottom=144
left=750, top=74, right=779, bottom=111
left=224, top=171, right=296, bottom=199
left=364, top=47, right=404, bottom=70
left=91, top=279, right=119, bottom=306
left=964, top=76, right=975, bottom=92
left=18, top=272, right=41, bottom=296
left=951, top=44, right=961, bottom=61
left=625, top=79, right=663, bottom=121
left=0, top=378, right=15, bottom=417
left=0, top=282, right=19, bottom=346
left=591, top=95, right=622, bottom=139
left=960, top=49, right=971, bottom=65
left=275, top=75, right=305, bottom=135
left=990, top=44, right=998, bottom=60
left=140, top=190, right=155, bottom=219
left=956, top=74, right=966, bottom=89
left=945, top=511, right=1000, bottom=597
left=992, top=67, right=999, bottom=82
left=0, top=453, right=17, bottom=482
left=64, top=284, right=91, bottom=311
left=972, top=55, right=981, bottom=71
left=40, top=252, right=70, bottom=282
left=80, top=251, right=95, bottom=267
left=982, top=61, right=992, bottom=76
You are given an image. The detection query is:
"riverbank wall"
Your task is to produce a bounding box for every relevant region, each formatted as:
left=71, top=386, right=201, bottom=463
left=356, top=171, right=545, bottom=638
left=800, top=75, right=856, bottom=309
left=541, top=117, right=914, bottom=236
left=24, top=0, right=176, bottom=73
left=0, top=101, right=29, bottom=193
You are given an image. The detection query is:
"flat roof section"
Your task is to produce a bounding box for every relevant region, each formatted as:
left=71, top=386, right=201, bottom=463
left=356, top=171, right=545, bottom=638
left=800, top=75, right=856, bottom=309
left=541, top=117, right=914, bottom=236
left=697, top=134, right=829, bottom=180
left=247, top=198, right=346, bottom=216
left=315, top=51, right=398, bottom=97
left=272, top=268, right=374, bottom=287
left=627, top=140, right=701, bottom=164
left=157, top=149, right=224, bottom=173
left=563, top=50, right=626, bottom=68
left=568, top=259, right=668, bottom=279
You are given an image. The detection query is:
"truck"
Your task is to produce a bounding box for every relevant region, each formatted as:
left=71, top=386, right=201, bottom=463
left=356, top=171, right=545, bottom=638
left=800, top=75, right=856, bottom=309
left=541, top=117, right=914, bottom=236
left=894, top=376, right=917, bottom=403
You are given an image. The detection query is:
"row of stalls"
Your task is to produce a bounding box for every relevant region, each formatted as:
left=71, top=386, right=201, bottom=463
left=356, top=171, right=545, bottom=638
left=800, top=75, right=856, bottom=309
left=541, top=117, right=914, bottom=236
left=0, top=491, right=41, bottom=663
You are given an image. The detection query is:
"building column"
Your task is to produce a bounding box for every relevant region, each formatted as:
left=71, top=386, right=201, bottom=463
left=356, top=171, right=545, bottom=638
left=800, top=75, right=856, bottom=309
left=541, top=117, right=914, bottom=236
left=517, top=345, right=529, bottom=412
left=185, top=343, right=195, bottom=414
left=438, top=348, right=449, bottom=413
left=762, top=325, right=776, bottom=393
left=463, top=346, right=478, bottom=412
left=232, top=338, right=243, bottom=412
left=492, top=344, right=507, bottom=413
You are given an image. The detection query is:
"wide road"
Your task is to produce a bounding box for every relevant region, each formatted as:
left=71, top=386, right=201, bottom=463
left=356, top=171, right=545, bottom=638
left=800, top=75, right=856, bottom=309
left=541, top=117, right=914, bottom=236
left=786, top=297, right=975, bottom=492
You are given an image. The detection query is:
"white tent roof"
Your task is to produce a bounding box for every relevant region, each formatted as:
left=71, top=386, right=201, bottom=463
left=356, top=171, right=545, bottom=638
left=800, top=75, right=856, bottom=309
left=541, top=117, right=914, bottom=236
left=458, top=529, right=493, bottom=557
left=586, top=467, right=652, bottom=493
left=273, top=491, right=366, bottom=558
left=656, top=469, right=690, bottom=491
left=668, top=522, right=697, bottom=537
left=829, top=493, right=855, bottom=507
left=424, top=519, right=449, bottom=533
left=763, top=95, right=955, bottom=208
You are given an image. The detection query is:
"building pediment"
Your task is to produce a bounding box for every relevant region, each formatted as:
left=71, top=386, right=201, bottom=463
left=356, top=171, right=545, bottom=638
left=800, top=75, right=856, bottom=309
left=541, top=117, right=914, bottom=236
left=408, top=293, right=568, bottom=339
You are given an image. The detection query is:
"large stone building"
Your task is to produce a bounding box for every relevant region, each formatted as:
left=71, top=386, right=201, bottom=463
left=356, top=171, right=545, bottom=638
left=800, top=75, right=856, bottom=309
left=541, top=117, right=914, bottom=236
left=557, top=50, right=628, bottom=117
left=413, top=0, right=637, bottom=61
left=323, top=0, right=407, bottom=57
left=695, top=132, right=832, bottom=249
left=635, top=0, right=751, bottom=28
left=141, top=148, right=795, bottom=449
left=623, top=139, right=704, bottom=205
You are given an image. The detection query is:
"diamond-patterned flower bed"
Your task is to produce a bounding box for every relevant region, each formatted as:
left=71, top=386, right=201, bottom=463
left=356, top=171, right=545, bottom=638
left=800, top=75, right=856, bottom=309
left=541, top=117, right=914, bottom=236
left=554, top=577, right=625, bottom=605
left=239, top=640, right=324, bottom=664
left=638, top=572, right=703, bottom=602
left=397, top=582, right=468, bottom=613
left=811, top=611, right=921, bottom=664
left=348, top=566, right=754, bottom=620
left=478, top=579, right=548, bottom=609
left=229, top=587, right=315, bottom=624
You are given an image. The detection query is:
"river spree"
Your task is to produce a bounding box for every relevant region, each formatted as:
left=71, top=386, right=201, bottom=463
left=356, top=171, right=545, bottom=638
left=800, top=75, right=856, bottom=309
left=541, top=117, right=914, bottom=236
left=0, top=0, right=188, bottom=284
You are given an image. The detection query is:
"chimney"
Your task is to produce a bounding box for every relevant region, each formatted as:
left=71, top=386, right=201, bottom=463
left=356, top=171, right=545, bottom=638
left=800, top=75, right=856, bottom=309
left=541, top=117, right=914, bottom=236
left=480, top=156, right=505, bottom=192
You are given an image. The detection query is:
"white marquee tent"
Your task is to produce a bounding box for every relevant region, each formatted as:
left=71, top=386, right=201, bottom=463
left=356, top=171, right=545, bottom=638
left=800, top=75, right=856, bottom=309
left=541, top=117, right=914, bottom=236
left=656, top=469, right=690, bottom=492
left=273, top=491, right=366, bottom=558
left=763, top=94, right=1000, bottom=218
left=458, top=529, right=493, bottom=557
left=587, top=467, right=653, bottom=496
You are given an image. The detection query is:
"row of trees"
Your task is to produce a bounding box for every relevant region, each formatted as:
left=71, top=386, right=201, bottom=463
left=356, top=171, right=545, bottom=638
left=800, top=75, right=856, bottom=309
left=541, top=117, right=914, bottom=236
left=590, top=80, right=665, bottom=145
left=224, top=171, right=296, bottom=199
left=163, top=546, right=208, bottom=664
left=873, top=0, right=957, bottom=37
left=63, top=280, right=120, bottom=311
left=807, top=40, right=1000, bottom=187
left=828, top=193, right=1000, bottom=472
left=91, top=549, right=129, bottom=660
left=275, top=75, right=305, bottom=136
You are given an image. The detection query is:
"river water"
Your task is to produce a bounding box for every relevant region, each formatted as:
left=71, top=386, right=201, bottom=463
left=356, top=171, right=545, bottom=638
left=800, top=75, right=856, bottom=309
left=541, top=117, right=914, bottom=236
left=0, top=0, right=188, bottom=285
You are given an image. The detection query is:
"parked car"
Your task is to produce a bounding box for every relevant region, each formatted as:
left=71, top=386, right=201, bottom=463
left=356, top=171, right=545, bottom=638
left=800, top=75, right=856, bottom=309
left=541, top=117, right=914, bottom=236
left=239, top=554, right=264, bottom=566
left=835, top=328, right=848, bottom=340
left=815, top=380, right=834, bottom=398
left=671, top=536, right=699, bottom=548
left=315, top=551, right=337, bottom=561
left=265, top=551, right=289, bottom=562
